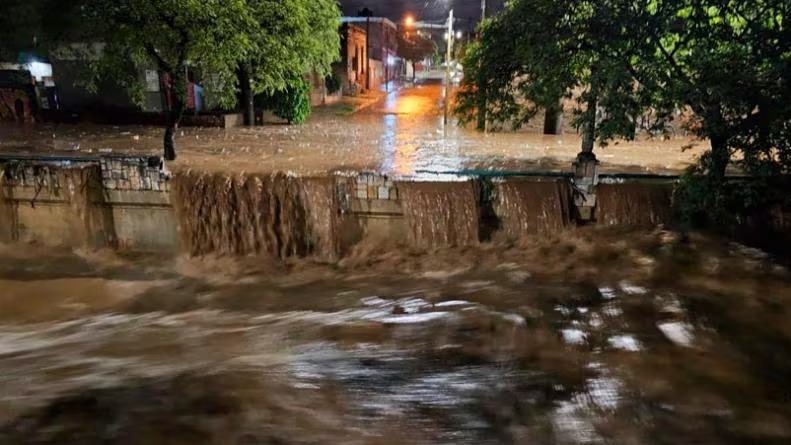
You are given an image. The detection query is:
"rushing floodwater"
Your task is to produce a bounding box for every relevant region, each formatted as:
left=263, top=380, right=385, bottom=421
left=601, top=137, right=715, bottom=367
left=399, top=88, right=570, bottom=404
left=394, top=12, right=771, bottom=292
left=0, top=82, right=706, bottom=177
left=0, top=229, right=788, bottom=444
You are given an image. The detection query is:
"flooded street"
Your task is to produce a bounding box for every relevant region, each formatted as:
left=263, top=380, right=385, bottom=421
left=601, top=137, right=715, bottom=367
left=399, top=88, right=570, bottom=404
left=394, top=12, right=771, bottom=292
left=0, top=81, right=706, bottom=176
left=0, top=229, right=789, bottom=444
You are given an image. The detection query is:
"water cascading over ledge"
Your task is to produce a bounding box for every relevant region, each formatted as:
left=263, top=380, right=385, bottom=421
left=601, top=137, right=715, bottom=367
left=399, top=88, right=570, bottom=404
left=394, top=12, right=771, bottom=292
left=397, top=180, right=481, bottom=249
left=59, top=166, right=116, bottom=247
left=171, top=171, right=340, bottom=259
left=595, top=183, right=674, bottom=227
left=494, top=179, right=573, bottom=238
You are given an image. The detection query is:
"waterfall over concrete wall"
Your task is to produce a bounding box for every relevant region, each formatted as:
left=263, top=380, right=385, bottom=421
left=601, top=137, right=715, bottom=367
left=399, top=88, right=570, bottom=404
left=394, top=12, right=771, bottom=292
left=397, top=181, right=481, bottom=249
left=171, top=171, right=342, bottom=259
left=595, top=183, right=674, bottom=227
left=172, top=172, right=308, bottom=257
left=59, top=166, right=116, bottom=247
left=300, top=177, right=342, bottom=260
left=494, top=179, right=572, bottom=238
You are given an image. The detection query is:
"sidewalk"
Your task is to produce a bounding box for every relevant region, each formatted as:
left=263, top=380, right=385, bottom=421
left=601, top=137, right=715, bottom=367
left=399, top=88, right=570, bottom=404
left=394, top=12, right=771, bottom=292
left=317, top=81, right=408, bottom=116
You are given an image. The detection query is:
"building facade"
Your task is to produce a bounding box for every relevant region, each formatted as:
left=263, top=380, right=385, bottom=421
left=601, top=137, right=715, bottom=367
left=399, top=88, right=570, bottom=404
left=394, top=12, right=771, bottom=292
left=339, top=17, right=399, bottom=92
left=334, top=23, right=367, bottom=95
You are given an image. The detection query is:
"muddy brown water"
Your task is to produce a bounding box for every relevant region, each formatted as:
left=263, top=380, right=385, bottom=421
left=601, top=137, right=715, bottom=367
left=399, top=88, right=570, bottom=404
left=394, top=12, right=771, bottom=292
left=0, top=83, right=707, bottom=177
left=0, top=228, right=789, bottom=444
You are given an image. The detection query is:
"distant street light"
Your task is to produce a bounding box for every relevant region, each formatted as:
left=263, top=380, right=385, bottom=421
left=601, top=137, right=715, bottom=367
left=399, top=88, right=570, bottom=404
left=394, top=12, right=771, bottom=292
left=455, top=30, right=463, bottom=39
left=401, top=10, right=457, bottom=130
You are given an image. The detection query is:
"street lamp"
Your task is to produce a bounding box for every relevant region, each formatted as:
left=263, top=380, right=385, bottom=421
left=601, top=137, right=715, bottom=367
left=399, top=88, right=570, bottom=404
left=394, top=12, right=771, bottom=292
left=443, top=9, right=454, bottom=128
left=401, top=9, right=456, bottom=129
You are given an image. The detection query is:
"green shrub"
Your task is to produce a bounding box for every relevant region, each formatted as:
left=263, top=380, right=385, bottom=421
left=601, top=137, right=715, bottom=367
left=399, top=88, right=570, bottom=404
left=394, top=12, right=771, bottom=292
left=674, top=155, right=780, bottom=232
left=270, top=78, right=311, bottom=124
left=325, top=73, right=341, bottom=95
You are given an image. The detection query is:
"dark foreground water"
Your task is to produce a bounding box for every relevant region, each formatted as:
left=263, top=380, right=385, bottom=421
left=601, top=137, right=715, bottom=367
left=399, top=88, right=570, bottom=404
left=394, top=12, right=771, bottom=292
left=0, top=228, right=789, bottom=444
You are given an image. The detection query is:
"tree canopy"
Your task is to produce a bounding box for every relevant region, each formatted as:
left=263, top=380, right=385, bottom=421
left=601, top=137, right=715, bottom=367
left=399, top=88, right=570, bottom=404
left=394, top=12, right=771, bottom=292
left=397, top=32, right=436, bottom=63
left=456, top=0, right=791, bottom=178
left=43, top=0, right=340, bottom=160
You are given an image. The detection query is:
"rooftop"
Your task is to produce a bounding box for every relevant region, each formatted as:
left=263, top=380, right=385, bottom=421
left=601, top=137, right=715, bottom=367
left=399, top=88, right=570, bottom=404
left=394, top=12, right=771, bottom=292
left=340, top=16, right=398, bottom=30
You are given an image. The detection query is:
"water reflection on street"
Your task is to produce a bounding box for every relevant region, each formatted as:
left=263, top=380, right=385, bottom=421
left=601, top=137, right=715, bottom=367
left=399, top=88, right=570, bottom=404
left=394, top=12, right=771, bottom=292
left=0, top=230, right=789, bottom=444
left=0, top=81, right=705, bottom=177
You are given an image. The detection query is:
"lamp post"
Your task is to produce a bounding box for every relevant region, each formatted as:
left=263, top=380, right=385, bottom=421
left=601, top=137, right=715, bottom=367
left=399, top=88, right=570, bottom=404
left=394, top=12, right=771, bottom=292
left=444, top=9, right=453, bottom=127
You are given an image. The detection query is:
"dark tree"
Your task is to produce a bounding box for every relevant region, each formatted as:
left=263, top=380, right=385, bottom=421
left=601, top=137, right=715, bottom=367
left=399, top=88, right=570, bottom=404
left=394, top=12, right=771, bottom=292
left=455, top=0, right=791, bottom=178
left=397, top=32, right=437, bottom=82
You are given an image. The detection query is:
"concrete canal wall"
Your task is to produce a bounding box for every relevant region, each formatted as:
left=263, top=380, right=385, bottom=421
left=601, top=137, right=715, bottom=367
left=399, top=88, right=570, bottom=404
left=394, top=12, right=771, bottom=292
left=0, top=154, right=680, bottom=255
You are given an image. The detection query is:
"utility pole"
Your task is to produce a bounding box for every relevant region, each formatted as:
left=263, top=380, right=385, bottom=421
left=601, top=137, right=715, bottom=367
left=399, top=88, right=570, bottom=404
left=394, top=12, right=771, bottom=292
left=444, top=8, right=454, bottom=128
left=366, top=15, right=371, bottom=90
left=359, top=8, right=373, bottom=90
left=481, top=0, right=486, bottom=21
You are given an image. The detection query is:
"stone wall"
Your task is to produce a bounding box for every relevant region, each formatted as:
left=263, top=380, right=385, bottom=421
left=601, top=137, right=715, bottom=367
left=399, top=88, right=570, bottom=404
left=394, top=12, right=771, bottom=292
left=100, top=156, right=169, bottom=191
left=0, top=160, right=688, bottom=253
left=0, top=156, right=175, bottom=250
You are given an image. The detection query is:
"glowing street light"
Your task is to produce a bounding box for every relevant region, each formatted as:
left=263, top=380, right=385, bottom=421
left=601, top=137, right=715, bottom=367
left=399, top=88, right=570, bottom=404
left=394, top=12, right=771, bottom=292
left=404, top=15, right=415, bottom=28
left=455, top=30, right=463, bottom=39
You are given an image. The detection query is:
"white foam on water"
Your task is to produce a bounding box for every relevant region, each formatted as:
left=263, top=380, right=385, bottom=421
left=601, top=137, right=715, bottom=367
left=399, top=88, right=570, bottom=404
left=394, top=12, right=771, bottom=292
left=588, top=314, right=603, bottom=329
left=434, top=300, right=472, bottom=308
left=360, top=296, right=390, bottom=307
left=584, top=363, right=622, bottom=410
left=501, top=313, right=527, bottom=327
left=599, top=287, right=617, bottom=300
left=608, top=335, right=642, bottom=351
left=552, top=400, right=602, bottom=444
left=555, top=305, right=572, bottom=316
left=398, top=298, right=431, bottom=314
left=657, top=321, right=694, bottom=347
left=603, top=304, right=623, bottom=317
left=379, top=312, right=451, bottom=324
left=619, top=282, right=648, bottom=295
left=562, top=328, right=587, bottom=345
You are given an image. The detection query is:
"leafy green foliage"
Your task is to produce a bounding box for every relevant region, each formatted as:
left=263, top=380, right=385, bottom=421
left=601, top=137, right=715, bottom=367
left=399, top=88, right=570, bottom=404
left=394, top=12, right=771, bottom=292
left=397, top=32, right=436, bottom=63
left=674, top=159, right=790, bottom=248
left=457, top=0, right=791, bottom=178
left=456, top=0, right=647, bottom=141
left=242, top=0, right=340, bottom=97
left=75, top=0, right=257, bottom=104
left=268, top=77, right=311, bottom=124
left=40, top=0, right=339, bottom=157
left=325, top=73, right=341, bottom=95
left=638, top=0, right=791, bottom=178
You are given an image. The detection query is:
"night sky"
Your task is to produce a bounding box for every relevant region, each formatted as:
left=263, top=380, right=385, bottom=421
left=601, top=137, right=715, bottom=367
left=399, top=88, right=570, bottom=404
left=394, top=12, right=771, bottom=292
left=339, top=0, right=505, bottom=30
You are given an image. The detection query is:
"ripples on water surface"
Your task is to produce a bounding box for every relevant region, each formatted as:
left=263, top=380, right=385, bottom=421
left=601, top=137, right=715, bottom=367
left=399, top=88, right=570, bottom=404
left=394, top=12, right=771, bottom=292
left=0, top=229, right=789, bottom=444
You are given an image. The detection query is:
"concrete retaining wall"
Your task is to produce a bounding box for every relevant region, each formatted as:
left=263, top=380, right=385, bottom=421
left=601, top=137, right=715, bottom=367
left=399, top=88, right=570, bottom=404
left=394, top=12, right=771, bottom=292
left=0, top=155, right=681, bottom=253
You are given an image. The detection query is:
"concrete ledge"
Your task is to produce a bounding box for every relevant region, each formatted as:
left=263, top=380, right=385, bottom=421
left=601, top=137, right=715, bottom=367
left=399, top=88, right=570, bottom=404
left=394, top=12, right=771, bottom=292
left=350, top=198, right=402, bottom=216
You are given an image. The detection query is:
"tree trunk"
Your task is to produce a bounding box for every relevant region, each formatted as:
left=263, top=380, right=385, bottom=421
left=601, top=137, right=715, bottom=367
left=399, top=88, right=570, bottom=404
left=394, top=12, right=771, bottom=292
left=543, top=101, right=562, bottom=135
left=578, top=95, right=597, bottom=161
left=238, top=63, right=254, bottom=126
left=475, top=77, right=487, bottom=132
left=709, top=133, right=730, bottom=180
left=163, top=70, right=186, bottom=162
left=412, top=61, right=416, bottom=82
left=476, top=96, right=487, bottom=131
